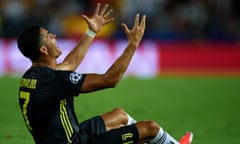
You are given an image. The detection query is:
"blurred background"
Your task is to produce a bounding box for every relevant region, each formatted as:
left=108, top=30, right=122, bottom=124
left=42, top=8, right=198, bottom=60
left=0, top=0, right=240, bottom=39
left=0, top=0, right=240, bottom=144
left=0, top=0, right=240, bottom=76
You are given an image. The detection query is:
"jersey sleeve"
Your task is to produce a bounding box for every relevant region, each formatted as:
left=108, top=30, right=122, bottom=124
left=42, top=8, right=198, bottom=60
left=54, top=71, right=86, bottom=97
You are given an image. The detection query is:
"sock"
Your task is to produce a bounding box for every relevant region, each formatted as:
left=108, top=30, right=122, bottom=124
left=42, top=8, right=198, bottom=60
left=149, top=128, right=179, bottom=144
left=126, top=113, right=137, bottom=125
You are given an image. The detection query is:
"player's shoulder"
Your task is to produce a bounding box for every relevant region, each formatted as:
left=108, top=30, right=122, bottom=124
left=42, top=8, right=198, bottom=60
left=55, top=70, right=86, bottom=84
left=23, top=66, right=54, bottom=79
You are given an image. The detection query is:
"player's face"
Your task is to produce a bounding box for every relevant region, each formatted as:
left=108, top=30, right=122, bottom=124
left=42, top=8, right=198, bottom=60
left=40, top=28, right=62, bottom=59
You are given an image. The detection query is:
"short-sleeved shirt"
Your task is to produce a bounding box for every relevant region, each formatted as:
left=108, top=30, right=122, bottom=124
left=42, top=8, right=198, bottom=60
left=19, top=66, right=139, bottom=144
left=18, top=66, right=86, bottom=143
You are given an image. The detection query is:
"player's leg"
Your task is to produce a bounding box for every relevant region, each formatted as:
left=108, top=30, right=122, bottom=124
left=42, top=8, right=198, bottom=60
left=78, top=108, right=136, bottom=136
left=100, top=108, right=193, bottom=144
left=89, top=120, right=190, bottom=144
left=136, top=121, right=180, bottom=144
left=136, top=121, right=193, bottom=144
left=101, top=108, right=137, bottom=131
left=80, top=108, right=192, bottom=144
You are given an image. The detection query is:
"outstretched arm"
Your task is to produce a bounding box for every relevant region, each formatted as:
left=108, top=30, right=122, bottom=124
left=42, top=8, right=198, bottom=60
left=81, top=14, right=146, bottom=93
left=57, top=3, right=114, bottom=71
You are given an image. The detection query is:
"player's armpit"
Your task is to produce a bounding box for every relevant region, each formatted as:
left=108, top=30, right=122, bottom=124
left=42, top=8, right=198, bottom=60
left=80, top=74, right=116, bottom=93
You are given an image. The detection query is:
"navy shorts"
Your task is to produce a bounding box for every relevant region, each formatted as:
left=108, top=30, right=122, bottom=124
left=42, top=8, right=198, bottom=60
left=73, top=116, right=139, bottom=144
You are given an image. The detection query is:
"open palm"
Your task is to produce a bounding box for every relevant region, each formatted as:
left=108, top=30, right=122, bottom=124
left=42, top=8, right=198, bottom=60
left=81, top=3, right=115, bottom=33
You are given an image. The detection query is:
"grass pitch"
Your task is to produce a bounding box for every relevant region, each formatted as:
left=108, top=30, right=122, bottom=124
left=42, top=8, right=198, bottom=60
left=0, top=76, right=240, bottom=144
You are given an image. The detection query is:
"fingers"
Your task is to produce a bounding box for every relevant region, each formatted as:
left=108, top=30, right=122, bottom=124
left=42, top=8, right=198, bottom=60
left=140, top=15, right=146, bottom=29
left=121, top=23, right=129, bottom=33
left=100, top=4, right=109, bottom=16
left=121, top=14, right=147, bottom=43
left=134, top=14, right=140, bottom=28
left=86, top=3, right=115, bottom=33
left=81, top=15, right=89, bottom=21
left=122, top=14, right=146, bottom=33
left=94, top=3, right=101, bottom=16
left=103, top=9, right=113, bottom=18
left=134, top=14, right=146, bottom=29
left=94, top=3, right=113, bottom=17
left=98, top=3, right=114, bottom=24
left=104, top=17, right=115, bottom=24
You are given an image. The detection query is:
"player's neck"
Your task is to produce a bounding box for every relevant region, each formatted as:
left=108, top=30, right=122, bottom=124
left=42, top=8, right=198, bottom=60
left=32, top=57, right=56, bottom=69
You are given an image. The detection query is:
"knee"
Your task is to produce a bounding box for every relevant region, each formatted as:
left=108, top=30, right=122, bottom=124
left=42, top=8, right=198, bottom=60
left=142, top=121, right=160, bottom=137
left=112, top=108, right=128, bottom=116
left=112, top=108, right=128, bottom=123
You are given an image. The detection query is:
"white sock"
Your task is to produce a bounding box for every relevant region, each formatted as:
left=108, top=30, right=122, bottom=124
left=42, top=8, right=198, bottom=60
left=149, top=128, right=179, bottom=144
left=126, top=113, right=137, bottom=125
left=125, top=115, right=178, bottom=144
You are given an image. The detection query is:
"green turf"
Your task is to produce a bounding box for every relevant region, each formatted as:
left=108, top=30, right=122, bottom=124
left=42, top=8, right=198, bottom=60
left=0, top=76, right=240, bottom=144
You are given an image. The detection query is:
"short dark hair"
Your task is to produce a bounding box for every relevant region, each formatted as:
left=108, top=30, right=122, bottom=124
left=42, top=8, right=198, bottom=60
left=17, top=25, right=42, bottom=61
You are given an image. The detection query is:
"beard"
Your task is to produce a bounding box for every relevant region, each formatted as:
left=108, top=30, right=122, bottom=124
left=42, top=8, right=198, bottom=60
left=55, top=47, right=62, bottom=59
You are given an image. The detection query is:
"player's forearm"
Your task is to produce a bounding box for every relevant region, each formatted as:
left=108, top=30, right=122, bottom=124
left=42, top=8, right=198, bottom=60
left=62, top=33, right=94, bottom=71
left=103, top=42, right=138, bottom=86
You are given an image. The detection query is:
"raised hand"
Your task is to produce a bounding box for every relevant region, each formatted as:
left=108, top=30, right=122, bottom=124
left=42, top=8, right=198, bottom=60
left=81, top=3, right=115, bottom=33
left=121, top=14, right=146, bottom=47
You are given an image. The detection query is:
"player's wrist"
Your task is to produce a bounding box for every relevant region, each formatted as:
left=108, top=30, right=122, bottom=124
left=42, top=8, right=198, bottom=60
left=128, top=41, right=139, bottom=49
left=85, top=29, right=96, bottom=38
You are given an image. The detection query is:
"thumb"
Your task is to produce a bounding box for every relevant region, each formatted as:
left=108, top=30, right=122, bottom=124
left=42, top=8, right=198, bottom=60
left=81, top=15, right=89, bottom=22
left=121, top=23, right=129, bottom=33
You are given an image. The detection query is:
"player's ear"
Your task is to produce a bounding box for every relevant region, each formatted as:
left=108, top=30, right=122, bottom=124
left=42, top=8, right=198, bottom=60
left=39, top=46, right=48, bottom=55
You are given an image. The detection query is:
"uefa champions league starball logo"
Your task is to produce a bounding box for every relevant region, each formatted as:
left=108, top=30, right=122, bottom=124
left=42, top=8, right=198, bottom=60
left=69, top=72, right=82, bottom=84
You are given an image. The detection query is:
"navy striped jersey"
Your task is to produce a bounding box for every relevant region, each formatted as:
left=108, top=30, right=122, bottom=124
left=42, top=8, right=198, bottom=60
left=18, top=66, right=85, bottom=144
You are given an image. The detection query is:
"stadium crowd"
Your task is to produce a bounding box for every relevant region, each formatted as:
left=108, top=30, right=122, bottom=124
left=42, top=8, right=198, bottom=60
left=0, top=0, right=239, bottom=40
